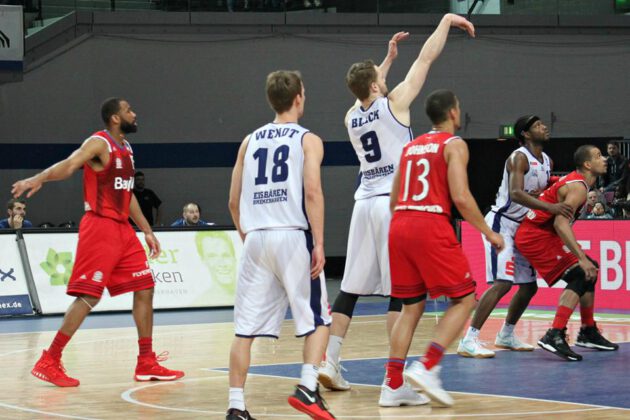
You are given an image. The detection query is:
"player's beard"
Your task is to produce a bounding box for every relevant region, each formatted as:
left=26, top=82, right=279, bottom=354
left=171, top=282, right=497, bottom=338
left=121, top=121, right=138, bottom=134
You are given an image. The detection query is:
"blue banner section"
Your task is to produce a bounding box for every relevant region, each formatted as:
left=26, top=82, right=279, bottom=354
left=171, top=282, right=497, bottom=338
left=0, top=142, right=359, bottom=169
left=0, top=294, right=33, bottom=316
left=0, top=61, right=23, bottom=71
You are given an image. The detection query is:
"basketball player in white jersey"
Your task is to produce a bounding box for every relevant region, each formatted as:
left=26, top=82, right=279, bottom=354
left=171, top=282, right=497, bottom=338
left=226, top=71, right=334, bottom=420
left=458, top=115, right=573, bottom=357
left=318, top=14, right=476, bottom=407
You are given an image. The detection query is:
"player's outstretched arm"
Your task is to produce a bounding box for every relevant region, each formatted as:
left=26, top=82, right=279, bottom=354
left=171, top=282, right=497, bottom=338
left=446, top=138, right=504, bottom=251
left=553, top=183, right=597, bottom=280
left=228, top=136, right=250, bottom=242
left=303, top=132, right=325, bottom=279
left=129, top=194, right=161, bottom=259
left=11, top=137, right=107, bottom=199
left=388, top=14, right=474, bottom=115
left=508, top=152, right=573, bottom=218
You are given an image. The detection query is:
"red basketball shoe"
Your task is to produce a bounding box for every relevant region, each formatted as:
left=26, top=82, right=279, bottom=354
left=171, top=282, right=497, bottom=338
left=31, top=350, right=80, bottom=387
left=134, top=351, right=185, bottom=381
left=288, top=385, right=336, bottom=420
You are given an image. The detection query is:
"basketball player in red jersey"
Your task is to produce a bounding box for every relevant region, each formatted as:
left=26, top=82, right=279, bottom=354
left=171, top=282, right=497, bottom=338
left=383, top=89, right=504, bottom=407
left=12, top=98, right=184, bottom=387
left=515, top=145, right=618, bottom=361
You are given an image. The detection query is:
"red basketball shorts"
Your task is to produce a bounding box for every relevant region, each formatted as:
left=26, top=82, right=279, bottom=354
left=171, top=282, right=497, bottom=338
left=515, top=223, right=578, bottom=286
left=67, top=212, right=155, bottom=298
left=389, top=211, right=475, bottom=299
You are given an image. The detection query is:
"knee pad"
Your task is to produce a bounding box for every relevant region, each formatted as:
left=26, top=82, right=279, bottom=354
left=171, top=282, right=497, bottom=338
left=401, top=294, right=427, bottom=306
left=332, top=291, right=359, bottom=318
left=564, top=266, right=589, bottom=297
left=388, top=297, right=403, bottom=312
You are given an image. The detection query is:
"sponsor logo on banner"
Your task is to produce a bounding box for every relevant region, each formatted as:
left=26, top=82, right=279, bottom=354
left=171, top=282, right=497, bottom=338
left=0, top=267, right=17, bottom=282
left=39, top=248, right=74, bottom=286
left=0, top=30, right=9, bottom=48
left=0, top=294, right=32, bottom=316
left=461, top=220, right=630, bottom=310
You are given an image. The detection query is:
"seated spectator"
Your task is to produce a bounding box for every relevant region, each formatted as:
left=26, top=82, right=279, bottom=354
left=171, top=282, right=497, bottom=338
left=0, top=198, right=33, bottom=229
left=598, top=141, right=628, bottom=192
left=171, top=202, right=214, bottom=227
left=586, top=202, right=613, bottom=220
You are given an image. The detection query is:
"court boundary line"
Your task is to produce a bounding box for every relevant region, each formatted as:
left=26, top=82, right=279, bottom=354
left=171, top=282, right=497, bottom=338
left=120, top=372, right=620, bottom=418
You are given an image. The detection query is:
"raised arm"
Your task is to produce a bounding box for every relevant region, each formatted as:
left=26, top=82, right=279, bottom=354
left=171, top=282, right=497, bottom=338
left=508, top=152, right=573, bottom=218
left=553, top=183, right=597, bottom=280
left=228, top=136, right=250, bottom=241
left=11, top=137, right=108, bottom=198
left=302, top=132, right=326, bottom=279
left=379, top=31, right=409, bottom=80
left=446, top=138, right=504, bottom=251
left=388, top=14, right=474, bottom=117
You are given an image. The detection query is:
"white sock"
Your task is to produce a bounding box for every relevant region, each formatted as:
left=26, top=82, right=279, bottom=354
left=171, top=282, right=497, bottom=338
left=299, top=364, right=319, bottom=392
left=228, top=387, right=245, bottom=411
left=326, top=335, right=343, bottom=364
left=465, top=326, right=480, bottom=340
left=500, top=323, right=515, bottom=337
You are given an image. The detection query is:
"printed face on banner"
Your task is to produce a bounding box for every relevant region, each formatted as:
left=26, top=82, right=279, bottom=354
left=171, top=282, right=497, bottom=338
left=195, top=231, right=238, bottom=290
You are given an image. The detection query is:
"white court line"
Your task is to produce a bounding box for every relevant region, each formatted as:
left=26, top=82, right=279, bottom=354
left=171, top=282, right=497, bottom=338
left=120, top=372, right=616, bottom=418
left=0, top=401, right=98, bottom=420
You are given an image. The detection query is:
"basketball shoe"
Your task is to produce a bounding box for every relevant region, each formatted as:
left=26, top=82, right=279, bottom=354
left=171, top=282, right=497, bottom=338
left=31, top=350, right=80, bottom=387
left=576, top=324, right=619, bottom=351
left=287, top=384, right=336, bottom=419
left=403, top=361, right=453, bottom=407
left=379, top=381, right=430, bottom=407
left=495, top=332, right=534, bottom=351
left=457, top=337, right=495, bottom=358
left=318, top=360, right=350, bottom=391
left=226, top=408, right=257, bottom=420
left=537, top=328, right=582, bottom=361
left=134, top=351, right=185, bottom=381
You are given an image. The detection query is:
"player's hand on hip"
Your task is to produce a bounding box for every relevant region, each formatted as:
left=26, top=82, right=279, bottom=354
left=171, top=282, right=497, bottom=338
left=446, top=13, right=475, bottom=38
left=145, top=232, right=161, bottom=259
left=549, top=202, right=574, bottom=220
left=387, top=31, right=409, bottom=60
left=579, top=257, right=598, bottom=282
left=487, top=232, right=505, bottom=253
left=310, top=244, right=325, bottom=279
left=12, top=178, right=42, bottom=198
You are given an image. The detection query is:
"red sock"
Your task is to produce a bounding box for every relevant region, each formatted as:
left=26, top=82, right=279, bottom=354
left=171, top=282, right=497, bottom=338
left=580, top=305, right=595, bottom=327
left=48, top=331, right=71, bottom=359
left=385, top=358, right=405, bottom=390
left=552, top=305, right=574, bottom=330
left=421, top=342, right=445, bottom=371
left=138, top=337, right=153, bottom=357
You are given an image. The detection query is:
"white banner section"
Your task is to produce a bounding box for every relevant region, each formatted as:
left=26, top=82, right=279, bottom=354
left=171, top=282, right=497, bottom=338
left=24, top=230, right=241, bottom=314
left=0, top=6, right=24, bottom=62
left=0, top=233, right=32, bottom=315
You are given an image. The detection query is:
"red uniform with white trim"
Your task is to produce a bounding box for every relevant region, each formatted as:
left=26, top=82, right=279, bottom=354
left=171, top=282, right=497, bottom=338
left=389, top=131, right=475, bottom=299
left=515, top=171, right=588, bottom=285
left=67, top=130, right=154, bottom=298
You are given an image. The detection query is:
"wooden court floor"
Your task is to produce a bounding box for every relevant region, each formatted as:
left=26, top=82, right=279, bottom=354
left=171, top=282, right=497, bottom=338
left=1, top=312, right=630, bottom=419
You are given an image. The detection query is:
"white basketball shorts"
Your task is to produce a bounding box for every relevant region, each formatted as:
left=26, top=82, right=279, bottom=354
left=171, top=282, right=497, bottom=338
left=483, top=211, right=536, bottom=284
left=234, top=229, right=331, bottom=338
left=340, top=195, right=391, bottom=296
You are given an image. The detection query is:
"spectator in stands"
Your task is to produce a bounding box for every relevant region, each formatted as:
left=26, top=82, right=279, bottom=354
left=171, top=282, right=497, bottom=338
left=133, top=171, right=162, bottom=226
left=583, top=190, right=600, bottom=216
left=598, top=141, right=628, bottom=192
left=586, top=202, right=613, bottom=220
left=0, top=198, right=33, bottom=229
left=171, top=202, right=214, bottom=226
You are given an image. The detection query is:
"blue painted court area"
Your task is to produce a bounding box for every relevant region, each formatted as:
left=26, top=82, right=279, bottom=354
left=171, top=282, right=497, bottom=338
left=1, top=300, right=449, bottom=334
left=234, top=344, right=630, bottom=409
